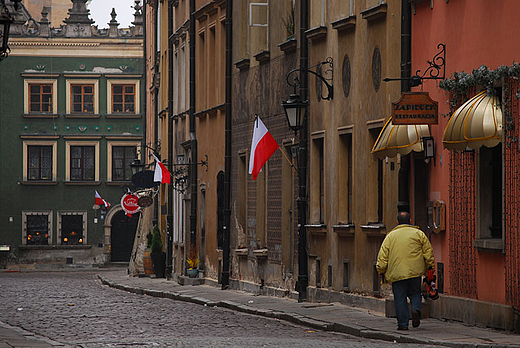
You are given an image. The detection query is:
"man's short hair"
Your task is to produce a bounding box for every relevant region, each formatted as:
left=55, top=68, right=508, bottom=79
left=397, top=211, right=411, bottom=225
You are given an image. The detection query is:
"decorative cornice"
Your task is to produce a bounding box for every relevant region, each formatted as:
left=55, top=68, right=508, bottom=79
left=20, top=135, right=60, bottom=139
left=105, top=135, right=143, bottom=140
left=62, top=135, right=103, bottom=139
left=331, top=16, right=356, bottom=32
left=10, top=42, right=101, bottom=47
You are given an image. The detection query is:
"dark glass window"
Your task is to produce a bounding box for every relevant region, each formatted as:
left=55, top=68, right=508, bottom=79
left=29, top=84, right=53, bottom=113
left=71, top=84, right=94, bottom=113
left=61, top=215, right=84, bottom=245
left=112, top=84, right=135, bottom=113
left=70, top=146, right=95, bottom=181
left=28, top=145, right=52, bottom=180
left=112, top=146, right=136, bottom=181
left=26, top=215, right=49, bottom=245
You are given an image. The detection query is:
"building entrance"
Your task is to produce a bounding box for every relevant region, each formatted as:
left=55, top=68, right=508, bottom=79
left=110, top=210, right=138, bottom=262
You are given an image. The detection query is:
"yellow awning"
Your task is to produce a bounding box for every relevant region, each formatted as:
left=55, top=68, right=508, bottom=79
left=371, top=117, right=431, bottom=159
left=443, top=91, right=502, bottom=150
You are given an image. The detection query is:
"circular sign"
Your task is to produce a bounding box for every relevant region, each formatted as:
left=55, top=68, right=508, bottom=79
left=138, top=196, right=153, bottom=208
left=121, top=193, right=141, bottom=214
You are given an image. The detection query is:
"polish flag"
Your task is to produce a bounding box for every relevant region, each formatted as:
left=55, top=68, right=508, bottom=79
left=152, top=153, right=171, bottom=184
left=249, top=116, right=279, bottom=180
left=95, top=190, right=110, bottom=209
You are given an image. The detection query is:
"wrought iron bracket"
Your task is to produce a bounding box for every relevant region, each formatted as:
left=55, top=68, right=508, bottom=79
left=286, top=57, right=334, bottom=100
left=383, top=43, right=445, bottom=87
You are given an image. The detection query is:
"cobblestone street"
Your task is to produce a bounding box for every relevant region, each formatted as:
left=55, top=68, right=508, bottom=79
left=0, top=270, right=448, bottom=347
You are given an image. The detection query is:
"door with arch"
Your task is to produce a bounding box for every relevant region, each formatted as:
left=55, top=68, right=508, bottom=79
left=110, top=210, right=139, bottom=262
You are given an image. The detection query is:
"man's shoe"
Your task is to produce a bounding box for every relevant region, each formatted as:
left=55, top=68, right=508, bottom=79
left=412, top=310, right=421, bottom=328
left=397, top=326, right=409, bottom=330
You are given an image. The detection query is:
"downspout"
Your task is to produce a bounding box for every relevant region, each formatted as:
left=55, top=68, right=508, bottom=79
left=166, top=0, right=174, bottom=277
left=189, top=0, right=198, bottom=251
left=221, top=0, right=232, bottom=289
left=297, top=0, right=309, bottom=302
left=153, top=0, right=159, bottom=225
left=401, top=0, right=411, bottom=93
left=142, top=1, right=147, bottom=175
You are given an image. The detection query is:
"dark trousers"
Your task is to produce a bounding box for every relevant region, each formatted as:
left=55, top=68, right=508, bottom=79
left=391, top=276, right=422, bottom=327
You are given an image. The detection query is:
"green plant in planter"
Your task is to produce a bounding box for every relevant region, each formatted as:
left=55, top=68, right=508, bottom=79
left=150, top=225, right=163, bottom=254
left=282, top=5, right=295, bottom=40
left=146, top=231, right=153, bottom=249
left=150, top=225, right=166, bottom=278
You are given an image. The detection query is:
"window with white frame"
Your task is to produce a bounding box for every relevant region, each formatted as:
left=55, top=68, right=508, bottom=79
left=22, top=211, right=52, bottom=245
left=22, top=140, right=58, bottom=182
left=65, top=79, right=99, bottom=115
left=65, top=141, right=100, bottom=182
left=107, top=141, right=140, bottom=182
left=107, top=79, right=140, bottom=114
left=23, top=79, right=58, bottom=115
left=58, top=211, right=87, bottom=245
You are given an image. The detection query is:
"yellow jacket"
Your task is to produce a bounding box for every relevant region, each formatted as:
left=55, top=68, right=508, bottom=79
left=376, top=224, right=435, bottom=284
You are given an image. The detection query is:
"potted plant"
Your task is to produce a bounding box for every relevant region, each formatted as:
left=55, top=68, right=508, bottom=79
left=142, top=231, right=154, bottom=275
left=282, top=5, right=295, bottom=40
left=186, top=257, right=199, bottom=278
left=150, top=225, right=166, bottom=278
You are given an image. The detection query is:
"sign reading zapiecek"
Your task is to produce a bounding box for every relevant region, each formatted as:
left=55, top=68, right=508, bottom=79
left=392, top=92, right=438, bottom=125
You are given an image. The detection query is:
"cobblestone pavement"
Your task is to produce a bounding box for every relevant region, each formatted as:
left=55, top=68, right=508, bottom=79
left=0, top=270, right=448, bottom=348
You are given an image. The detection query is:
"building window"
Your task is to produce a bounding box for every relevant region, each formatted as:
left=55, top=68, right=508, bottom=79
left=23, top=141, right=58, bottom=182
left=65, top=80, right=99, bottom=115
left=58, top=212, right=87, bottom=245
left=70, top=146, right=95, bottom=181
left=24, top=213, right=51, bottom=245
left=24, top=79, right=58, bottom=115
left=112, top=146, right=136, bottom=181
left=71, top=84, right=94, bottom=113
left=479, top=144, right=502, bottom=239
left=66, top=141, right=99, bottom=182
left=107, top=80, right=140, bottom=115
left=311, top=136, right=325, bottom=223
left=29, top=84, right=53, bottom=113
left=28, top=145, right=53, bottom=181
left=368, top=127, right=384, bottom=223
left=339, top=133, right=353, bottom=224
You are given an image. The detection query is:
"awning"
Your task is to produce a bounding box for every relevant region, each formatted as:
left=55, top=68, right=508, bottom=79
left=443, top=91, right=502, bottom=150
left=371, top=117, right=431, bottom=159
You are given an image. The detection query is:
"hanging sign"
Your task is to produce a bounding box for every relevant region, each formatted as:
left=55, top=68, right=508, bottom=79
left=138, top=196, right=153, bottom=208
left=121, top=193, right=141, bottom=215
left=392, top=92, right=438, bottom=125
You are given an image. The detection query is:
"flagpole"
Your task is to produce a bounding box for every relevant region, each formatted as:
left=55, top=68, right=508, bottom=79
left=278, top=147, right=298, bottom=174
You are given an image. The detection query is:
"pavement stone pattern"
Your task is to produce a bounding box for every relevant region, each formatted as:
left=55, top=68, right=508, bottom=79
left=0, top=270, right=446, bottom=348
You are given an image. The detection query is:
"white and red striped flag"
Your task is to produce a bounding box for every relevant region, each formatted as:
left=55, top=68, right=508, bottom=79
left=249, top=116, right=279, bottom=180
left=95, top=190, right=110, bottom=209
left=152, top=153, right=171, bottom=184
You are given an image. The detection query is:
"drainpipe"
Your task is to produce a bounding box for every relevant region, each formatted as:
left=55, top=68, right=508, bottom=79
left=221, top=0, right=232, bottom=289
left=166, top=0, right=174, bottom=277
left=189, top=0, right=198, bottom=253
left=401, top=0, right=411, bottom=92
left=153, top=0, right=159, bottom=226
left=297, top=0, right=309, bottom=302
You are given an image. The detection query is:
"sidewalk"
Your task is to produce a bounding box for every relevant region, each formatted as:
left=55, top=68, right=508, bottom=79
left=99, top=271, right=520, bottom=348
left=0, top=320, right=65, bottom=347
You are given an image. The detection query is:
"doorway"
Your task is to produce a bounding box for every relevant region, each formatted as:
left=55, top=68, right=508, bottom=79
left=110, top=210, right=139, bottom=262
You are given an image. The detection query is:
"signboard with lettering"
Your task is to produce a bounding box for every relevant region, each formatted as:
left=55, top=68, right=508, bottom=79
left=121, top=193, right=141, bottom=215
left=392, top=92, right=438, bottom=125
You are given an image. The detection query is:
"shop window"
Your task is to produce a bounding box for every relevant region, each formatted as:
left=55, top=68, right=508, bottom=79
left=65, top=141, right=99, bottom=182
left=23, top=212, right=52, bottom=245
left=367, top=127, right=384, bottom=223
left=23, top=79, right=58, bottom=116
left=23, top=140, right=57, bottom=182
left=478, top=144, right=502, bottom=239
left=58, top=212, right=87, bottom=245
left=107, top=80, right=140, bottom=115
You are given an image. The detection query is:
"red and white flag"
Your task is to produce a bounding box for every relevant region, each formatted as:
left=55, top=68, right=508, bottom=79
left=95, top=190, right=110, bottom=209
left=249, top=116, right=279, bottom=180
left=152, top=153, right=171, bottom=184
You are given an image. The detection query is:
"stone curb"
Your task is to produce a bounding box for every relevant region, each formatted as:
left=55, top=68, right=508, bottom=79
left=97, top=275, right=520, bottom=348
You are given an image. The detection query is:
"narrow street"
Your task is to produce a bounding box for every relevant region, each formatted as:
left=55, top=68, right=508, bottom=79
left=0, top=270, right=447, bottom=348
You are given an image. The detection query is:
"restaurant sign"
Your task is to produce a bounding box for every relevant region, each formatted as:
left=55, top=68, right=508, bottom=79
left=392, top=92, right=438, bottom=125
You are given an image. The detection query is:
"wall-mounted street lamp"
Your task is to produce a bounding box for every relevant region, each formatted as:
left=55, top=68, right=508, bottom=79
left=423, top=136, right=435, bottom=159
left=281, top=57, right=334, bottom=302
left=0, top=0, right=22, bottom=61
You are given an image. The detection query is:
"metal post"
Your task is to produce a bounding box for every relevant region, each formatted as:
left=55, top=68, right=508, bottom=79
left=188, top=0, right=197, bottom=254
left=166, top=0, right=174, bottom=278
left=297, top=0, right=309, bottom=302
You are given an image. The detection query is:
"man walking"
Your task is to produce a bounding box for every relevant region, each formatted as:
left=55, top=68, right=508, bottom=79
left=376, top=211, right=435, bottom=330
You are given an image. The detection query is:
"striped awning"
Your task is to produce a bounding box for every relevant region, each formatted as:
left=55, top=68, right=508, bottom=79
left=443, top=91, right=502, bottom=150
left=371, top=117, right=431, bottom=159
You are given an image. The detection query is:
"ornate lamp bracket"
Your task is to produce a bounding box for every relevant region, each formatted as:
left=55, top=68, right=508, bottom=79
left=286, top=57, right=334, bottom=100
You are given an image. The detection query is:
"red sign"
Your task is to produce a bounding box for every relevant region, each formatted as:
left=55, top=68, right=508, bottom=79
left=392, top=92, right=438, bottom=125
left=121, top=193, right=141, bottom=215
